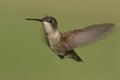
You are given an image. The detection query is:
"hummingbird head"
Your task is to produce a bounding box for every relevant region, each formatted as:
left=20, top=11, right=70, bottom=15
left=26, top=16, right=58, bottom=29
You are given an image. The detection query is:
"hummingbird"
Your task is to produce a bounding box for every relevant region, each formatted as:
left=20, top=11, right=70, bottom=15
left=26, top=16, right=115, bottom=62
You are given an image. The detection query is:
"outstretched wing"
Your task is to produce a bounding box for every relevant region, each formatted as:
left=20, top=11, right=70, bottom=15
left=63, top=23, right=115, bottom=48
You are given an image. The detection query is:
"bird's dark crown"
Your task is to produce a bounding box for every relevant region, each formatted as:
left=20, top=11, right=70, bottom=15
left=42, top=16, right=57, bottom=24
left=42, top=16, right=58, bottom=28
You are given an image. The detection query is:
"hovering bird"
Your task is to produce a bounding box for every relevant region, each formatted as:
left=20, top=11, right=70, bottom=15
left=26, top=16, right=115, bottom=62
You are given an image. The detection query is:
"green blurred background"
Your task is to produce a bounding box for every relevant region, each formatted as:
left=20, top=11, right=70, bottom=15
left=0, top=0, right=120, bottom=80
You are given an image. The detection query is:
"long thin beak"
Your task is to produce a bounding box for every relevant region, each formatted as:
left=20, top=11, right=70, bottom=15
left=26, top=18, right=42, bottom=22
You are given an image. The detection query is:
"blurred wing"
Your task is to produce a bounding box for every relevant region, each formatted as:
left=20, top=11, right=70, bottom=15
left=63, top=23, right=115, bottom=48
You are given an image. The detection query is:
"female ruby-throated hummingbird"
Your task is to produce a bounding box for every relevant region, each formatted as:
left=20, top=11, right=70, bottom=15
left=26, top=16, right=115, bottom=62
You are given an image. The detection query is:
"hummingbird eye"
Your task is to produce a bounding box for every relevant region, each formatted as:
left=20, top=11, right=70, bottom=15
left=49, top=19, right=53, bottom=23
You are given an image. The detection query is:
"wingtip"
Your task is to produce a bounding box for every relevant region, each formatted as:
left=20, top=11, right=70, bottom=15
left=107, top=23, right=116, bottom=32
left=107, top=23, right=115, bottom=28
left=110, top=23, right=115, bottom=26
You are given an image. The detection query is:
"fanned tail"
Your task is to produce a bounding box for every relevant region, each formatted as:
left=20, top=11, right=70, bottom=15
left=66, top=50, right=83, bottom=62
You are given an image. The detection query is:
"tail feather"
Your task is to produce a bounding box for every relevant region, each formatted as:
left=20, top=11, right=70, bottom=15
left=66, top=50, right=83, bottom=62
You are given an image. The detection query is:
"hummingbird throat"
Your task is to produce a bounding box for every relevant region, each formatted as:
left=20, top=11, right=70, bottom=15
left=43, top=22, right=55, bottom=33
left=42, top=22, right=61, bottom=43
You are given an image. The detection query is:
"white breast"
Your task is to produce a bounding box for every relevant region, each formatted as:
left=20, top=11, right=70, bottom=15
left=42, top=22, right=61, bottom=46
left=48, top=31, right=61, bottom=46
